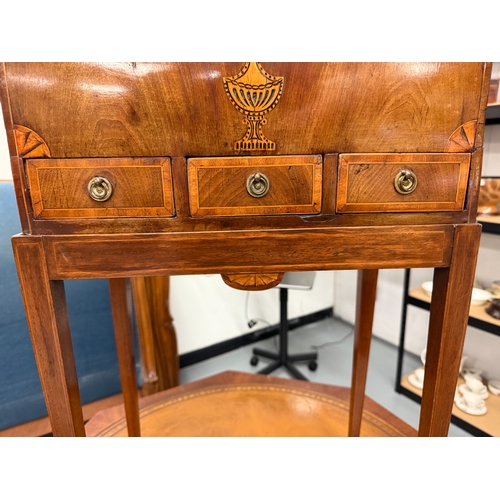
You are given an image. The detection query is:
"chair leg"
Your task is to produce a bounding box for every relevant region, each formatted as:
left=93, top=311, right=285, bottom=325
left=257, top=360, right=282, bottom=375
left=288, top=352, right=317, bottom=362
left=284, top=361, right=308, bottom=380
left=348, top=269, right=379, bottom=437
left=109, top=278, right=141, bottom=437
left=252, top=347, right=279, bottom=361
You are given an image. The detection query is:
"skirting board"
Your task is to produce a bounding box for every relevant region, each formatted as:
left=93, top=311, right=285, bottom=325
left=179, top=307, right=334, bottom=368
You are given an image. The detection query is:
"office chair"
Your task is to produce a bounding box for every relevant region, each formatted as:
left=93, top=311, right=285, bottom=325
left=250, top=272, right=318, bottom=380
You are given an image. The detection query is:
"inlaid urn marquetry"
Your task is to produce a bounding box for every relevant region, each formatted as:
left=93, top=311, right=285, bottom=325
left=223, top=62, right=284, bottom=152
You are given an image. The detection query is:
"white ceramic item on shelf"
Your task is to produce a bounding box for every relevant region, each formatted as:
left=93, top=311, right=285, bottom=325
left=420, top=282, right=492, bottom=306
left=408, top=367, right=425, bottom=389
left=421, top=281, right=433, bottom=297
left=462, top=368, right=483, bottom=380
left=463, top=373, right=489, bottom=398
left=471, top=288, right=493, bottom=306
left=487, top=380, right=500, bottom=396
left=455, top=390, right=487, bottom=415
left=459, top=383, right=489, bottom=400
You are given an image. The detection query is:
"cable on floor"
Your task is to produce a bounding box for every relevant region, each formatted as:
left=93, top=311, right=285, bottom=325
left=310, top=329, right=354, bottom=350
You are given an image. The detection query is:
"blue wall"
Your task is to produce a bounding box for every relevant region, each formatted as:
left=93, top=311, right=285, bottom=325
left=0, top=182, right=136, bottom=430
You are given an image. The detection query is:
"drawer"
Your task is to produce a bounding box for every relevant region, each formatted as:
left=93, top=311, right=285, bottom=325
left=187, top=155, right=322, bottom=217
left=336, top=153, right=470, bottom=213
left=26, top=158, right=174, bottom=219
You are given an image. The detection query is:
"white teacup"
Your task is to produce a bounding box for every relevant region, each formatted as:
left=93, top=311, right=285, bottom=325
left=413, top=367, right=425, bottom=384
left=461, top=390, right=486, bottom=410
left=462, top=368, right=482, bottom=380
left=464, top=373, right=487, bottom=394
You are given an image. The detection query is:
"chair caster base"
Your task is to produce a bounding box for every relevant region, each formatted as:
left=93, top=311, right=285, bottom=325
left=308, top=360, right=318, bottom=371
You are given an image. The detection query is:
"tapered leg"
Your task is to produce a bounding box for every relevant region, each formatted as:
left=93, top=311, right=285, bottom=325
left=12, top=236, right=85, bottom=436
left=419, top=224, right=482, bottom=436
left=348, top=269, right=379, bottom=437
left=109, top=278, right=141, bottom=437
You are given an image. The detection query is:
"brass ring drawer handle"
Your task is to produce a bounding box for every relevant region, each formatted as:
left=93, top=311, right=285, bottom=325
left=246, top=173, right=270, bottom=198
left=88, top=176, right=113, bottom=202
left=394, top=169, right=417, bottom=195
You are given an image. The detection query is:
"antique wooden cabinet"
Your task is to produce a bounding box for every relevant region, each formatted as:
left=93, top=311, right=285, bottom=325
left=0, top=62, right=491, bottom=436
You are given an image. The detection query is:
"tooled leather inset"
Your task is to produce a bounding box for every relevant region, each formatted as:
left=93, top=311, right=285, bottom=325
left=13, top=125, right=51, bottom=158
left=445, top=120, right=477, bottom=152
left=96, top=384, right=409, bottom=437
left=221, top=272, right=284, bottom=291
left=223, top=62, right=284, bottom=152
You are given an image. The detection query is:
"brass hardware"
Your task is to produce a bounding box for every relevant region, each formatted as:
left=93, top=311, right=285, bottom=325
left=246, top=173, right=270, bottom=198
left=394, top=169, right=418, bottom=195
left=88, top=176, right=113, bottom=201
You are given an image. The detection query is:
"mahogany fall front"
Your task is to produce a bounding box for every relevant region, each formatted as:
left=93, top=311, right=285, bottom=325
left=0, top=62, right=491, bottom=437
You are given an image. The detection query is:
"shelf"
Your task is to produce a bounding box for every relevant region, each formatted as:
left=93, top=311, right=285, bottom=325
left=400, top=372, right=500, bottom=436
left=477, top=215, right=500, bottom=235
left=408, top=287, right=500, bottom=336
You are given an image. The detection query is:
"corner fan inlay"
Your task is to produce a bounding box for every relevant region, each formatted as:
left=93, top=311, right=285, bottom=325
left=445, top=120, right=477, bottom=152
left=223, top=63, right=284, bottom=152
left=14, top=125, right=51, bottom=158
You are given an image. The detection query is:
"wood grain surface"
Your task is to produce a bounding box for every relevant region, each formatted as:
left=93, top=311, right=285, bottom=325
left=1, top=63, right=491, bottom=437
left=39, top=225, right=454, bottom=279
left=26, top=157, right=174, bottom=219
left=188, top=155, right=322, bottom=216
left=3, top=63, right=486, bottom=158
left=337, top=153, right=470, bottom=213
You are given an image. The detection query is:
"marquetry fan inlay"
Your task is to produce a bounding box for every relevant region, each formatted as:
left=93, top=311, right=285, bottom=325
left=221, top=273, right=284, bottom=291
left=14, top=125, right=51, bottom=158
left=445, top=120, right=477, bottom=152
left=223, top=62, right=284, bottom=153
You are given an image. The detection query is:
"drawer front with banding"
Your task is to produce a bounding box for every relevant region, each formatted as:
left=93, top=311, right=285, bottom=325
left=336, top=153, right=471, bottom=213
left=187, top=155, right=323, bottom=217
left=26, top=157, right=175, bottom=219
